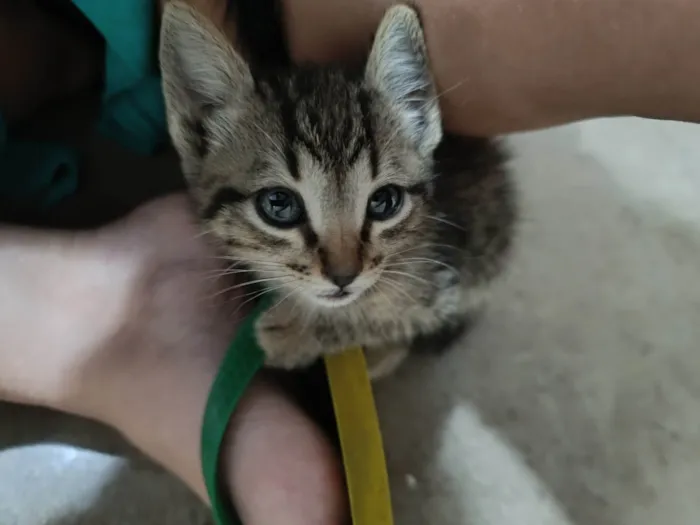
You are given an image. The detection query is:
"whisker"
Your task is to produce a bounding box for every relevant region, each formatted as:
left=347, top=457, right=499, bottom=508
left=385, top=242, right=461, bottom=261
left=202, top=263, right=293, bottom=277
left=382, top=283, right=415, bottom=307
left=232, top=289, right=272, bottom=316
left=250, top=120, right=286, bottom=159
left=207, top=276, right=293, bottom=300
left=193, top=227, right=218, bottom=240
left=381, top=269, right=435, bottom=287
left=235, top=281, right=294, bottom=301
left=208, top=256, right=288, bottom=267
left=385, top=244, right=432, bottom=259
left=379, top=77, right=468, bottom=147
left=378, top=276, right=415, bottom=305
left=227, top=262, right=288, bottom=270
left=265, top=286, right=302, bottom=316
left=374, top=285, right=394, bottom=309
left=201, top=268, right=268, bottom=280
left=426, top=215, right=466, bottom=232
left=298, top=305, right=316, bottom=335
left=393, top=257, right=460, bottom=275
left=232, top=283, right=291, bottom=317
left=431, top=76, right=469, bottom=104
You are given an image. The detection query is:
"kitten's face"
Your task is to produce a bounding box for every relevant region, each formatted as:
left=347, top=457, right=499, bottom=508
left=160, top=3, right=443, bottom=308
left=200, top=72, right=437, bottom=307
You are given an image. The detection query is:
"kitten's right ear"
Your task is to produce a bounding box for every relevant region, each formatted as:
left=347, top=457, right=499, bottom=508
left=365, top=5, right=442, bottom=157
left=159, top=1, right=253, bottom=163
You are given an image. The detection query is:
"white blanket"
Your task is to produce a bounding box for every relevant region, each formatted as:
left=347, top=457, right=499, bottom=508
left=4, top=117, right=700, bottom=525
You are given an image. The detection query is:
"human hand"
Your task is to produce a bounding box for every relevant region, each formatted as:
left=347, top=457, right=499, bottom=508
left=0, top=194, right=346, bottom=524
left=97, top=195, right=346, bottom=524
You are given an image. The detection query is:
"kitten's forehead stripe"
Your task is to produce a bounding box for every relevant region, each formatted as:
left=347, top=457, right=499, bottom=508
left=360, top=217, right=372, bottom=244
left=273, top=79, right=302, bottom=180
left=284, top=143, right=300, bottom=179
left=259, top=68, right=373, bottom=175
left=357, top=88, right=379, bottom=179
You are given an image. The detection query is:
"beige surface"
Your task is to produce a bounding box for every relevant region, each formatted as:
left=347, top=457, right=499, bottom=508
left=3, top=116, right=700, bottom=524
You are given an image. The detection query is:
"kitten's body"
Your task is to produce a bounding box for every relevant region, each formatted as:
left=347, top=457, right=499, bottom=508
left=159, top=2, right=516, bottom=378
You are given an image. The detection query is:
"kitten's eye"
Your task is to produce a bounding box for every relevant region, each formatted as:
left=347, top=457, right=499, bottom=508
left=255, top=187, right=305, bottom=227
left=367, top=185, right=404, bottom=221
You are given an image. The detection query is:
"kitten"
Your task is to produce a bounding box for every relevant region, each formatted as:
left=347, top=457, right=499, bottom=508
left=159, top=1, right=517, bottom=379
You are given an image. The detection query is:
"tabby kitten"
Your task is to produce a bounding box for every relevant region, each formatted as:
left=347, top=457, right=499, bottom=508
left=159, top=1, right=516, bottom=378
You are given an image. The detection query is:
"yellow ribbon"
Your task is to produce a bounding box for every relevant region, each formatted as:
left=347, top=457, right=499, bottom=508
left=325, top=348, right=395, bottom=525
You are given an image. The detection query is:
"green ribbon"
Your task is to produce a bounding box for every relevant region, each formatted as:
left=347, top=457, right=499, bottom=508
left=200, top=294, right=273, bottom=525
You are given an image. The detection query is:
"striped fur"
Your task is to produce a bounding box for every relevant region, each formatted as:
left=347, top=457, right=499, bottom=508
left=160, top=2, right=517, bottom=378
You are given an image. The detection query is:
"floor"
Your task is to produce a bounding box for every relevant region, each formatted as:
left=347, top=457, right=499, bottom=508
left=3, top=115, right=700, bottom=525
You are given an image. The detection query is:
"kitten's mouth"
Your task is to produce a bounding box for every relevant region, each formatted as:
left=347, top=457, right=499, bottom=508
left=324, top=290, right=350, bottom=299
left=318, top=290, right=354, bottom=302
left=315, top=289, right=357, bottom=307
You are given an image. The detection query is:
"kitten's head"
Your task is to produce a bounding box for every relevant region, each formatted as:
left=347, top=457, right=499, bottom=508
left=160, top=2, right=444, bottom=308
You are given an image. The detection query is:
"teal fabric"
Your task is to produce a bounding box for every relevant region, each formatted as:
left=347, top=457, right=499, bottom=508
left=0, top=114, right=79, bottom=209
left=0, top=1, right=168, bottom=209
left=72, top=0, right=168, bottom=155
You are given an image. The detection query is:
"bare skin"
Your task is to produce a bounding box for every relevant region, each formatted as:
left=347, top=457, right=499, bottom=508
left=280, top=0, right=700, bottom=136
left=0, top=195, right=345, bottom=525
left=3, top=0, right=700, bottom=523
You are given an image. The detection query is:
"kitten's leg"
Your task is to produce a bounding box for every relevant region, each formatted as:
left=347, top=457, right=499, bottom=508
left=256, top=304, right=357, bottom=370
left=364, top=344, right=409, bottom=381
left=256, top=307, right=327, bottom=369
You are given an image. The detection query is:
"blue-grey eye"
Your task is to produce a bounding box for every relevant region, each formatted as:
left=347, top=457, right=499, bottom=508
left=255, top=188, right=305, bottom=227
left=367, top=185, right=404, bottom=221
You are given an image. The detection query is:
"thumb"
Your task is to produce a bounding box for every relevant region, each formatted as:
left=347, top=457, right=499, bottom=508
left=223, top=378, right=348, bottom=525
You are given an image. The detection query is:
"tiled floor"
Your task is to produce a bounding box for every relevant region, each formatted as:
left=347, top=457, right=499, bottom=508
left=4, top=116, right=700, bottom=525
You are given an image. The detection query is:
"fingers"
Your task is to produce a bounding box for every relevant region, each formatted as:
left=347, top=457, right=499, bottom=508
left=224, top=378, right=347, bottom=525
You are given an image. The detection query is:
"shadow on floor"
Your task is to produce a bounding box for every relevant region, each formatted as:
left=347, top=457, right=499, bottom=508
left=40, top=464, right=212, bottom=525
left=0, top=402, right=211, bottom=525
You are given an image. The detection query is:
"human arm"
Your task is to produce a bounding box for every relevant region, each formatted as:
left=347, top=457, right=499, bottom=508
left=0, top=195, right=345, bottom=525
left=281, top=0, right=700, bottom=136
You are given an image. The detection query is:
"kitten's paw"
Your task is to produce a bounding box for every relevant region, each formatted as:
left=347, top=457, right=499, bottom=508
left=365, top=345, right=409, bottom=381
left=255, top=315, right=322, bottom=370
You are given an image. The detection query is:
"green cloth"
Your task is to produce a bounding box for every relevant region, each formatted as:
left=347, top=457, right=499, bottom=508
left=0, top=114, right=79, bottom=209
left=72, top=0, right=168, bottom=155
left=0, top=0, right=168, bottom=209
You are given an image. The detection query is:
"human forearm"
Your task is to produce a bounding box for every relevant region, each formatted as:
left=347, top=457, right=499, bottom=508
left=0, top=227, right=136, bottom=407
left=283, top=0, right=700, bottom=136
left=0, top=196, right=345, bottom=524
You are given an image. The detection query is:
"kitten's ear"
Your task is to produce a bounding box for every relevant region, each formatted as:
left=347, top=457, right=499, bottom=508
left=159, top=1, right=253, bottom=163
left=365, top=5, right=442, bottom=157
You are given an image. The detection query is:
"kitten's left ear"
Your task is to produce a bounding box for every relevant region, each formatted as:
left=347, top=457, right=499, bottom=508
left=365, top=5, right=442, bottom=157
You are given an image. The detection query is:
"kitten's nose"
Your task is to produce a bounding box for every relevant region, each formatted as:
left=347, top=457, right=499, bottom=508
left=329, top=272, right=358, bottom=289
left=319, top=235, right=362, bottom=289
